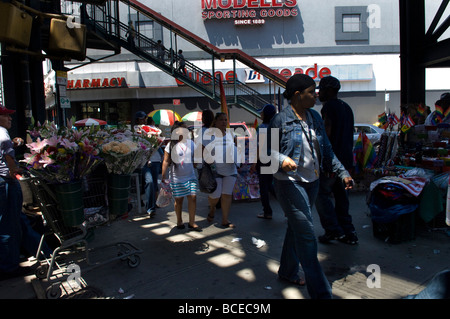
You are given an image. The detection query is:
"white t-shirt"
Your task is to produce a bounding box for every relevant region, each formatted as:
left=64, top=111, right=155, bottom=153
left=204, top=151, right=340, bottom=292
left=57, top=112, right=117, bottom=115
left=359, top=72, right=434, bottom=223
left=165, top=140, right=197, bottom=183
left=202, top=129, right=238, bottom=176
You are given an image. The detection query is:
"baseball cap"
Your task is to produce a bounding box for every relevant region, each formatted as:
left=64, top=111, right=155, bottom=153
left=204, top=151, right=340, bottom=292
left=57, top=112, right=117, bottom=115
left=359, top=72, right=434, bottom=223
left=135, top=111, right=147, bottom=120
left=317, top=76, right=341, bottom=90
left=436, top=93, right=450, bottom=106
left=0, top=103, right=15, bottom=115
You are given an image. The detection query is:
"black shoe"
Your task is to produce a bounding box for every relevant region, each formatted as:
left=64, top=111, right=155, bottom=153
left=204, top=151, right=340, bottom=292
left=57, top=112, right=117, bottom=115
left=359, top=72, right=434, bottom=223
left=188, top=224, right=203, bottom=232
left=338, top=232, right=359, bottom=245
left=318, top=232, right=345, bottom=244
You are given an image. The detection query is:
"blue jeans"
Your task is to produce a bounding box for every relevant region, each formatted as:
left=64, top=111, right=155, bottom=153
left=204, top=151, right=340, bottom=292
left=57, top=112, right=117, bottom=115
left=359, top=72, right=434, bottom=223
left=143, top=162, right=161, bottom=213
left=315, top=174, right=355, bottom=236
left=274, top=179, right=332, bottom=299
left=0, top=178, right=23, bottom=272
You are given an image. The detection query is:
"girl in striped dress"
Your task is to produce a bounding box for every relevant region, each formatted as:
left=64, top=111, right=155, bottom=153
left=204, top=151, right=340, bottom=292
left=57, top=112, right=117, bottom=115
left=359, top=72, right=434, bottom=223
left=161, top=122, right=202, bottom=231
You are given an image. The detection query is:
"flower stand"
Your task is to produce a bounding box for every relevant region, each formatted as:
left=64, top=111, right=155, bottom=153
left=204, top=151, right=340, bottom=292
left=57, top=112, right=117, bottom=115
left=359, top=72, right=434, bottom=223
left=52, top=181, right=85, bottom=227
left=107, top=174, right=131, bottom=216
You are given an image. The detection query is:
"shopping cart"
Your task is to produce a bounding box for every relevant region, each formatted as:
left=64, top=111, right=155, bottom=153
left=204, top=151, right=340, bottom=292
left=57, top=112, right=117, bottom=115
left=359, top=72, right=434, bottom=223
left=27, top=175, right=142, bottom=299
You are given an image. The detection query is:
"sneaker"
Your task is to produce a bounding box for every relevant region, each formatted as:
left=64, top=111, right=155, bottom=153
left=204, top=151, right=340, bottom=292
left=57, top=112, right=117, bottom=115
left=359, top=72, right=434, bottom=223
left=318, top=232, right=345, bottom=244
left=338, top=232, right=359, bottom=245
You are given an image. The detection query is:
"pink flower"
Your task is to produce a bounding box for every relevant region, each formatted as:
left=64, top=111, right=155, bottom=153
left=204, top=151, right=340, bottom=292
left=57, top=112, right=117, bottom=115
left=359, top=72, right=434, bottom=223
left=60, top=138, right=78, bottom=150
left=27, top=138, right=48, bottom=153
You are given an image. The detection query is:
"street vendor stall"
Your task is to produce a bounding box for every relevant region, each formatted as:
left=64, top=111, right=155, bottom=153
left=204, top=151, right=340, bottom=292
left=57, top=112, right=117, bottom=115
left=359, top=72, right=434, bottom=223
left=355, top=111, right=450, bottom=243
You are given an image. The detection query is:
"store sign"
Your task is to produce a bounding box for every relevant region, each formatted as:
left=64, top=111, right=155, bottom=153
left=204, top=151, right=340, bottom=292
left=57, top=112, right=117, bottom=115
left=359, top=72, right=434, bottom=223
left=245, top=69, right=265, bottom=83
left=177, top=64, right=333, bottom=87
left=175, top=70, right=236, bottom=86
left=67, top=77, right=127, bottom=89
left=277, top=64, right=332, bottom=80
left=201, top=0, right=298, bottom=25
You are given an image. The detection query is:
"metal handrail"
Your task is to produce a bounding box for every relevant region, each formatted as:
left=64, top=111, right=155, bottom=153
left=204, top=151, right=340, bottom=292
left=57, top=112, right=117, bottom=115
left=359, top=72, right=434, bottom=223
left=64, top=0, right=275, bottom=115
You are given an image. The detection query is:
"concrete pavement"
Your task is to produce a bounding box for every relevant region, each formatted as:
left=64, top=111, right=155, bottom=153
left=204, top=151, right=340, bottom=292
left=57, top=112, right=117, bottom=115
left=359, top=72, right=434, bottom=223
left=1, top=189, right=449, bottom=300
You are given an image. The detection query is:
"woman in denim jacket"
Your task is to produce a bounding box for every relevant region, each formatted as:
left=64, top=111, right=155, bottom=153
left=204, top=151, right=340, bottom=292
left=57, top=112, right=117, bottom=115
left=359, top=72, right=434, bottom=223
left=268, top=74, right=353, bottom=299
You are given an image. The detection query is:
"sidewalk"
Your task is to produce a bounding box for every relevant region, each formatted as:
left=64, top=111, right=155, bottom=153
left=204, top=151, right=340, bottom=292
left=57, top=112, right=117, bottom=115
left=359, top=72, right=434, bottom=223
left=1, top=190, right=449, bottom=299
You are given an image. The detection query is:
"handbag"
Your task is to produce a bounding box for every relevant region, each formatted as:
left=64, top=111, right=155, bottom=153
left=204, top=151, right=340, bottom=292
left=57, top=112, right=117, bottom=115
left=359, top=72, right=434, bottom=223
left=198, top=163, right=217, bottom=193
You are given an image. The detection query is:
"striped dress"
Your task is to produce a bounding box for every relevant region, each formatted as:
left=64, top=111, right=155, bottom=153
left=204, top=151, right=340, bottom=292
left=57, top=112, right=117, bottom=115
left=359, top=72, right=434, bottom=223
left=165, top=140, right=199, bottom=198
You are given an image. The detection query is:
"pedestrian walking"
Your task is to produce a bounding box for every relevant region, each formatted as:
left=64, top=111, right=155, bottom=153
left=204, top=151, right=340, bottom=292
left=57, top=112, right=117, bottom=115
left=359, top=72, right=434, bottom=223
left=156, top=40, right=165, bottom=61
left=315, top=76, right=358, bottom=245
left=254, top=104, right=277, bottom=219
left=177, top=49, right=187, bottom=75
left=268, top=74, right=354, bottom=299
left=203, top=112, right=239, bottom=228
left=142, top=117, right=164, bottom=217
left=161, top=121, right=201, bottom=231
left=126, top=21, right=136, bottom=48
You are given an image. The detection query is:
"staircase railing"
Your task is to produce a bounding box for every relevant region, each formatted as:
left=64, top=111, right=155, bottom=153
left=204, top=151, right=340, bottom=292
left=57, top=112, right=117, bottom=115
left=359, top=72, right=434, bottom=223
left=63, top=0, right=285, bottom=115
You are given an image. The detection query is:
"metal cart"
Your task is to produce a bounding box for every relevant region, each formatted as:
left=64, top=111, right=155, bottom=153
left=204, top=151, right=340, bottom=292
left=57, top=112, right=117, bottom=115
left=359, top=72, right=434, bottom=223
left=28, top=176, right=142, bottom=299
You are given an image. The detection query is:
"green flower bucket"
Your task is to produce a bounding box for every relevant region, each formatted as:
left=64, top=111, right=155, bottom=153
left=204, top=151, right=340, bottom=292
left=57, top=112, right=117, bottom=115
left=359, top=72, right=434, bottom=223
left=53, top=181, right=84, bottom=227
left=107, top=174, right=131, bottom=216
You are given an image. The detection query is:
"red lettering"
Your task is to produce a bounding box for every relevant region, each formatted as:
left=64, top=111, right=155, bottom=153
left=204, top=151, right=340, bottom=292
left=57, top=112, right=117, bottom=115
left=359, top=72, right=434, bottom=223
left=280, top=68, right=292, bottom=78
left=117, top=77, right=125, bottom=87
left=306, top=63, right=318, bottom=79
left=233, top=0, right=245, bottom=8
left=294, top=68, right=304, bottom=75
left=202, top=72, right=213, bottom=85
left=67, top=80, right=74, bottom=89
left=102, top=78, right=109, bottom=87
left=225, top=71, right=236, bottom=83
left=110, top=78, right=117, bottom=87
left=74, top=80, right=82, bottom=89
left=214, top=71, right=224, bottom=82
left=91, top=79, right=101, bottom=88
left=319, top=67, right=331, bottom=79
left=218, top=0, right=232, bottom=9
left=285, top=0, right=297, bottom=7
left=272, top=0, right=283, bottom=7
left=260, top=0, right=271, bottom=8
left=202, top=0, right=217, bottom=10
left=247, top=0, right=258, bottom=8
left=83, top=79, right=90, bottom=88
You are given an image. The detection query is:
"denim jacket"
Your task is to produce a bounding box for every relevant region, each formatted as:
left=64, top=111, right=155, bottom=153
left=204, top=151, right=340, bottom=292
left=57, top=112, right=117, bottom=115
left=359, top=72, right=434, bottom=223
left=268, top=106, right=350, bottom=180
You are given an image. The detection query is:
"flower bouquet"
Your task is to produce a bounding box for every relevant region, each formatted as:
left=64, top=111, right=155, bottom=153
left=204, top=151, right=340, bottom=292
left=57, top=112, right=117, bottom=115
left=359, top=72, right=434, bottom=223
left=22, top=118, right=104, bottom=184
left=22, top=118, right=105, bottom=226
left=134, top=124, right=165, bottom=158
left=100, top=127, right=161, bottom=175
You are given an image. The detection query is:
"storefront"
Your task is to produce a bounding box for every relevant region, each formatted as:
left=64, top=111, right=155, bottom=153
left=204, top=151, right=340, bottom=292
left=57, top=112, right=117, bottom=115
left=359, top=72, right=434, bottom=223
left=45, top=0, right=449, bottom=126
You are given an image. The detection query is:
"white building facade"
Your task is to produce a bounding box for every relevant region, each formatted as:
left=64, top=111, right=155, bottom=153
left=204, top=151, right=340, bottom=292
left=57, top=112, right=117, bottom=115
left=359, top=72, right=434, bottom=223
left=57, top=0, right=450, bottom=125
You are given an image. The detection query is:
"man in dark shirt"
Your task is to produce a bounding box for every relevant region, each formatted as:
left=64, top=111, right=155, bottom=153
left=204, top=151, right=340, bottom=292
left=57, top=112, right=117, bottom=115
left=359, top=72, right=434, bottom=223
left=315, top=76, right=358, bottom=245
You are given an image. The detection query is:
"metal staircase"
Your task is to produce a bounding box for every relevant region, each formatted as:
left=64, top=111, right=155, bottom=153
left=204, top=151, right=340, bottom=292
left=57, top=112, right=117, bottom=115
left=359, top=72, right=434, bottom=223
left=64, top=0, right=287, bottom=116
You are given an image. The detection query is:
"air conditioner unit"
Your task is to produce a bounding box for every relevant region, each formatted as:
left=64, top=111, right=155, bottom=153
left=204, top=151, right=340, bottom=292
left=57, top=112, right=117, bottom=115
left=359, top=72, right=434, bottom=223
left=0, top=2, right=33, bottom=48
left=48, top=18, right=87, bottom=61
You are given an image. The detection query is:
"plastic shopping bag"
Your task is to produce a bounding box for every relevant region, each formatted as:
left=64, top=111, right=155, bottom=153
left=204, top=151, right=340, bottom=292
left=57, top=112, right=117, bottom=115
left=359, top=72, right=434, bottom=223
left=156, top=182, right=172, bottom=208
